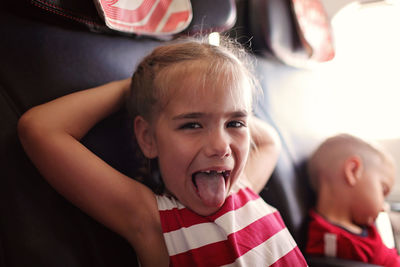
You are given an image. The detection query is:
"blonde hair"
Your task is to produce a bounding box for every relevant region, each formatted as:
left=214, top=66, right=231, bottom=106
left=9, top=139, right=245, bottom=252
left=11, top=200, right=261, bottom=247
left=127, top=36, right=259, bottom=122
left=307, top=133, right=390, bottom=192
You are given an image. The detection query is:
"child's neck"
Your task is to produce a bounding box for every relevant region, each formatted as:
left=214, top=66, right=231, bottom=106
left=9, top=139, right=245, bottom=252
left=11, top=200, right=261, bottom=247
left=316, top=201, right=363, bottom=235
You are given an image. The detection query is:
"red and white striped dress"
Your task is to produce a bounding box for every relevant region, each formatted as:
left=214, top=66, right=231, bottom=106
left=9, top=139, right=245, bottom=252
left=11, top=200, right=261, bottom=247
left=156, top=181, right=307, bottom=266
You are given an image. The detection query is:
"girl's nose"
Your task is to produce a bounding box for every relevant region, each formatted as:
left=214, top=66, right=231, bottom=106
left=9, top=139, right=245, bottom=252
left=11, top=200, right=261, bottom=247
left=204, top=129, right=231, bottom=158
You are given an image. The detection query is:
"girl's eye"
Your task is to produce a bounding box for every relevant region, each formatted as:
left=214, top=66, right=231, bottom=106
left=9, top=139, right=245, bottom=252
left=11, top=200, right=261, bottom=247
left=179, top=122, right=202, bottom=129
left=227, top=121, right=246, bottom=128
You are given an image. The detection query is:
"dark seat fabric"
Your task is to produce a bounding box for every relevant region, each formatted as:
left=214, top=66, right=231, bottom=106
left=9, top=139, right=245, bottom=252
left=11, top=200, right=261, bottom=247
left=0, top=10, right=161, bottom=267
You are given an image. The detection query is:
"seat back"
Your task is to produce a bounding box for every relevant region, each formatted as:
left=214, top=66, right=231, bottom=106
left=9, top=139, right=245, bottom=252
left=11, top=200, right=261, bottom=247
left=0, top=10, right=160, bottom=267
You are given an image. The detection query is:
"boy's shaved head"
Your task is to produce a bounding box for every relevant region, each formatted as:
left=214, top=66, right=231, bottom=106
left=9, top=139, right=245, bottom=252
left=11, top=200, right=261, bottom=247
left=307, top=133, right=392, bottom=192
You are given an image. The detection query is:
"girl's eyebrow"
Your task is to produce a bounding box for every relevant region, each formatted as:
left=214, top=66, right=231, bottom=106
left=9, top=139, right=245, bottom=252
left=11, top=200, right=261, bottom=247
left=231, top=110, right=249, bottom=118
left=172, top=110, right=248, bottom=120
left=172, top=112, right=203, bottom=120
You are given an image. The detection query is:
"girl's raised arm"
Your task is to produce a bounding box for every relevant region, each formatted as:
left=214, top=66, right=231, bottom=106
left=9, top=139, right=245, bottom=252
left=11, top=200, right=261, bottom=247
left=18, top=79, right=167, bottom=265
left=244, top=116, right=282, bottom=193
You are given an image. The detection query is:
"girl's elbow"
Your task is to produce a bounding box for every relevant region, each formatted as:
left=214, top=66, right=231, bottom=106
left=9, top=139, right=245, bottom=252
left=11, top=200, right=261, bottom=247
left=272, top=134, right=282, bottom=158
left=17, top=108, right=43, bottom=145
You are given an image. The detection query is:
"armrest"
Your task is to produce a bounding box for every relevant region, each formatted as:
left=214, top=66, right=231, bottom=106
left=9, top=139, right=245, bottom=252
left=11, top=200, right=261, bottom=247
left=390, top=203, right=400, bottom=212
left=387, top=207, right=400, bottom=254
left=306, top=256, right=382, bottom=267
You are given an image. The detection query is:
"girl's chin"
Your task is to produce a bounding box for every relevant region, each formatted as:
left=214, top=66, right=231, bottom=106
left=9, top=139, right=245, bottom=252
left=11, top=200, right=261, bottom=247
left=189, top=202, right=225, bottom=216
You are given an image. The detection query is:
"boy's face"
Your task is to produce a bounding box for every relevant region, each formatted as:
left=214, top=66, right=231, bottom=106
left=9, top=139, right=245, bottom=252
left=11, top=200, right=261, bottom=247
left=351, top=156, right=395, bottom=226
left=150, top=73, right=251, bottom=216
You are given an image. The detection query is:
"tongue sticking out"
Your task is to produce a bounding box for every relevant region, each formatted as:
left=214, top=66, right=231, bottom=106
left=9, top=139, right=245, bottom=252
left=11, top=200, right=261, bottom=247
left=194, top=172, right=226, bottom=207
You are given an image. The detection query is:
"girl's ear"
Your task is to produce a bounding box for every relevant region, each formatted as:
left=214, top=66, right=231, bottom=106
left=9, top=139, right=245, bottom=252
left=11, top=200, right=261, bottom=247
left=134, top=116, right=158, bottom=159
left=344, top=155, right=363, bottom=186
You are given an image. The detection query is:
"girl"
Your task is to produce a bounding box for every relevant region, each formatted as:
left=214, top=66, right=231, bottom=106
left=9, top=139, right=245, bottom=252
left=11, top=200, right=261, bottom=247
left=18, top=37, right=307, bottom=266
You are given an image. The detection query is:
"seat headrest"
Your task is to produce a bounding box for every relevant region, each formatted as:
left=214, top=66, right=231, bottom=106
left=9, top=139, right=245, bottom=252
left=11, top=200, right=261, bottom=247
left=248, top=0, right=334, bottom=66
left=18, top=0, right=236, bottom=37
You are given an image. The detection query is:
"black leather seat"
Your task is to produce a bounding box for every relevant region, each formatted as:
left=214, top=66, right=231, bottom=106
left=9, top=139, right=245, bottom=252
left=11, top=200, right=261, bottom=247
left=0, top=10, right=159, bottom=267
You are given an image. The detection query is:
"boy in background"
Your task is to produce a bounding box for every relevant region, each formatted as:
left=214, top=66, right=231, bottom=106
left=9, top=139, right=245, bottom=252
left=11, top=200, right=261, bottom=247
left=306, top=133, right=400, bottom=266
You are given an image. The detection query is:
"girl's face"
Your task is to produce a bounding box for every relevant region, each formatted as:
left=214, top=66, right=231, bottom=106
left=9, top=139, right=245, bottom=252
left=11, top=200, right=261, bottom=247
left=150, top=73, right=251, bottom=216
left=351, top=157, right=395, bottom=226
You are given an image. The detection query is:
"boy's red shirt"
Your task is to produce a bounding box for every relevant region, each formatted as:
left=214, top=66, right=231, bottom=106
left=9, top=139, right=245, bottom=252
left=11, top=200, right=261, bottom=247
left=307, top=209, right=400, bottom=266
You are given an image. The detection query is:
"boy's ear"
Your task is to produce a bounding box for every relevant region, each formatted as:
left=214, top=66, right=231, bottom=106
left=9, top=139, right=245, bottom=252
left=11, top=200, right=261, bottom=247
left=134, top=116, right=158, bottom=159
left=344, top=155, right=363, bottom=186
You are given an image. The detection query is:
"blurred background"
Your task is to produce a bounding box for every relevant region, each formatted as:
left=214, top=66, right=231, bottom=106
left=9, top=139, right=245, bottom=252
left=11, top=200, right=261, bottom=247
left=265, top=0, right=400, bottom=201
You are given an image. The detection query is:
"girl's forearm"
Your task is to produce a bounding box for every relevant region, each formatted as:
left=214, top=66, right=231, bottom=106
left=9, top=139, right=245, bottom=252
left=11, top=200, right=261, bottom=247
left=17, top=78, right=161, bottom=247
left=19, top=78, right=131, bottom=140
left=245, top=116, right=282, bottom=193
